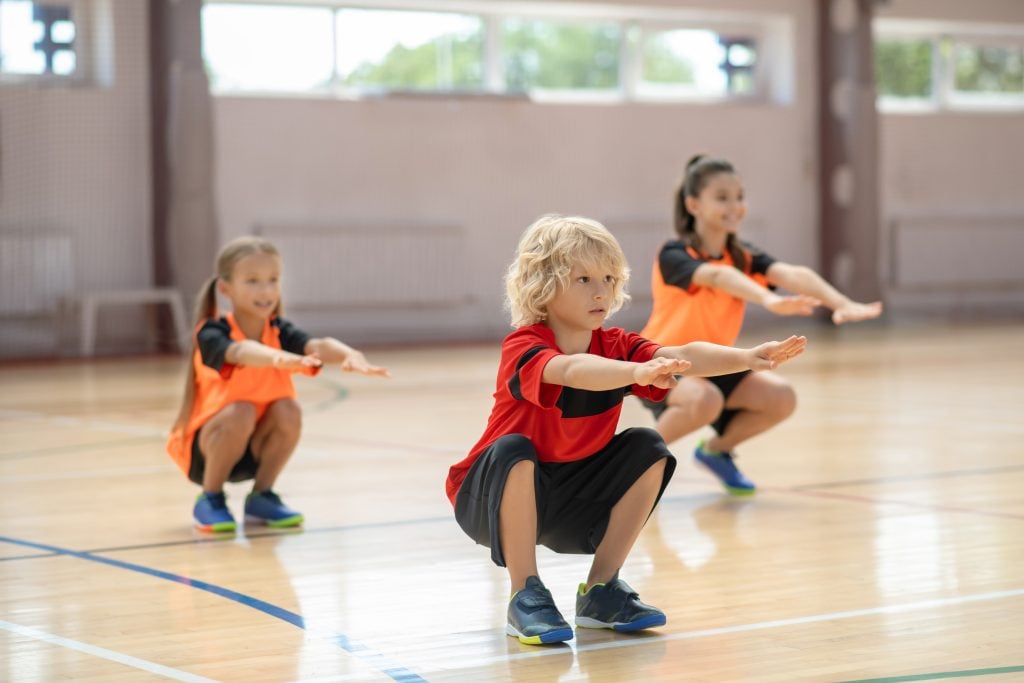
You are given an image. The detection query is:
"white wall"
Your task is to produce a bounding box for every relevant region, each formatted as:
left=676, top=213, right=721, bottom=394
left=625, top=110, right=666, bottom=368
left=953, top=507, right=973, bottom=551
left=0, top=0, right=152, bottom=355
left=212, top=0, right=819, bottom=344
left=877, top=0, right=1024, bottom=315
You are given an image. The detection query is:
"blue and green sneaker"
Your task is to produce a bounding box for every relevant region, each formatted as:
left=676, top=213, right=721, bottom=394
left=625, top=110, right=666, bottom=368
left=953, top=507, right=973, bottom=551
left=506, top=576, right=574, bottom=645
left=694, top=439, right=756, bottom=495
left=244, top=490, right=304, bottom=528
left=575, top=575, right=666, bottom=632
left=193, top=491, right=236, bottom=533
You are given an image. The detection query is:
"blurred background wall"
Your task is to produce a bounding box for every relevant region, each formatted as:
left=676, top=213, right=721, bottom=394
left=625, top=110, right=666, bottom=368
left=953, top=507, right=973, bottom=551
left=1, top=0, right=1022, bottom=357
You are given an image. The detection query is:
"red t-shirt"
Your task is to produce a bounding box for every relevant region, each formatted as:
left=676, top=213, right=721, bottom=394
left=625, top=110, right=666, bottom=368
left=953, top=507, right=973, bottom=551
left=445, top=323, right=668, bottom=505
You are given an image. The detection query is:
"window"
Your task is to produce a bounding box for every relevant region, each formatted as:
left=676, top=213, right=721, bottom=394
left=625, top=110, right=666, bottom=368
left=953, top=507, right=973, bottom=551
left=202, top=4, right=335, bottom=92
left=202, top=2, right=781, bottom=104
left=502, top=18, right=621, bottom=93
left=0, top=0, right=77, bottom=77
left=874, top=20, right=1024, bottom=111
left=637, top=27, right=758, bottom=99
left=337, top=9, right=484, bottom=91
left=874, top=37, right=933, bottom=99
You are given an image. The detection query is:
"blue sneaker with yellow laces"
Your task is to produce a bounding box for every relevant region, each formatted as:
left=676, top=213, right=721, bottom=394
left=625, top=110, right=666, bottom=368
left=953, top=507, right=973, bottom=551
left=694, top=439, right=756, bottom=495
left=193, top=491, right=236, bottom=533
left=506, top=576, right=574, bottom=645
left=244, top=490, right=304, bottom=528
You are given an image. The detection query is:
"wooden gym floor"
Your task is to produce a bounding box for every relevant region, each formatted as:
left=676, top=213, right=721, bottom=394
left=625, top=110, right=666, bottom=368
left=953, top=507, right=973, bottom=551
left=1, top=320, right=1022, bottom=682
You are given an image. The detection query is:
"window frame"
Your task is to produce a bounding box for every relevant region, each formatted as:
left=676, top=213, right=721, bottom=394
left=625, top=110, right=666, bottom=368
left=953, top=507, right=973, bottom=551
left=0, top=0, right=91, bottom=86
left=874, top=18, right=1024, bottom=114
left=201, top=0, right=788, bottom=106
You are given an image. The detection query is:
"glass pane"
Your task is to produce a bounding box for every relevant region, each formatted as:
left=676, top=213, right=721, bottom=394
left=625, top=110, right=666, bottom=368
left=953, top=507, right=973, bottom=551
left=640, top=29, right=727, bottom=95
left=0, top=0, right=47, bottom=74
left=874, top=38, right=933, bottom=98
left=727, top=43, right=756, bottom=68
left=502, top=18, right=620, bottom=91
left=337, top=9, right=484, bottom=90
left=953, top=43, right=1024, bottom=94
left=51, top=18, right=75, bottom=43
left=202, top=4, right=334, bottom=92
left=52, top=48, right=75, bottom=75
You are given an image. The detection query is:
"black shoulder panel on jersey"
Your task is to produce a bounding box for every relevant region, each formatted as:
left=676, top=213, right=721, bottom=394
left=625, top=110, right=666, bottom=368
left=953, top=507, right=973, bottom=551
left=507, top=345, right=547, bottom=401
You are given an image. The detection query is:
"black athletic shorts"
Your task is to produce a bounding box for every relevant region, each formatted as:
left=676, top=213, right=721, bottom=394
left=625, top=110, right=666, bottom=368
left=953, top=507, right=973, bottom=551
left=187, top=426, right=259, bottom=486
left=453, top=427, right=676, bottom=567
left=639, top=369, right=752, bottom=435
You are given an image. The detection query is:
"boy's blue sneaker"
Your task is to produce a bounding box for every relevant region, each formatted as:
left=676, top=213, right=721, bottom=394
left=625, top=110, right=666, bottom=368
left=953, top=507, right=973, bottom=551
left=244, top=490, right=304, bottom=528
left=193, top=491, right=236, bottom=533
left=694, top=440, right=756, bottom=495
left=506, top=576, right=574, bottom=645
left=575, top=575, right=666, bottom=632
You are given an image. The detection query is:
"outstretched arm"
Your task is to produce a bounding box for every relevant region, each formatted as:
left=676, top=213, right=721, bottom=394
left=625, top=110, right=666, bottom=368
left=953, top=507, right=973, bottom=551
left=766, top=262, right=883, bottom=324
left=542, top=354, right=692, bottom=392
left=693, top=263, right=821, bottom=316
left=305, top=337, right=391, bottom=377
left=225, top=340, right=322, bottom=372
left=654, top=335, right=807, bottom=377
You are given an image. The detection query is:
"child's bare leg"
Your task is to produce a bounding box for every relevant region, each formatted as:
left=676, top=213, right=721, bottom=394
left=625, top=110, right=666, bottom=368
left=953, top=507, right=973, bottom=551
left=705, top=373, right=796, bottom=453
left=587, top=458, right=667, bottom=587
left=655, top=378, right=723, bottom=445
left=198, top=401, right=257, bottom=492
left=249, top=398, right=302, bottom=492
left=499, top=459, right=540, bottom=593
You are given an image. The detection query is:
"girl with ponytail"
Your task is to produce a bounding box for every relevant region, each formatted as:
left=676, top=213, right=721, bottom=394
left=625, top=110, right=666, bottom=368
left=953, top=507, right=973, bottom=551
left=639, top=156, right=882, bottom=495
left=168, top=236, right=389, bottom=532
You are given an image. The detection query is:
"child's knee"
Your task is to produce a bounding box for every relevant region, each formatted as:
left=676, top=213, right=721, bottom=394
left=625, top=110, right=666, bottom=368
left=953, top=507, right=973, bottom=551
left=221, top=401, right=258, bottom=435
left=266, top=398, right=302, bottom=430
left=773, top=385, right=797, bottom=419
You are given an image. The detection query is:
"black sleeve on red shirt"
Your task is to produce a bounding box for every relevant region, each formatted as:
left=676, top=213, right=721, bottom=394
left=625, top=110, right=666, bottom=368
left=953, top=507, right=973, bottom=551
left=507, top=346, right=546, bottom=401
left=742, top=240, right=776, bottom=276
left=273, top=317, right=312, bottom=355
left=196, top=318, right=233, bottom=372
left=658, top=241, right=703, bottom=289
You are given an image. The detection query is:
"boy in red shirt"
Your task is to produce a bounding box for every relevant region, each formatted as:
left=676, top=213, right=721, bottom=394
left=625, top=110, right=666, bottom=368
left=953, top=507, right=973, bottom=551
left=446, top=215, right=806, bottom=644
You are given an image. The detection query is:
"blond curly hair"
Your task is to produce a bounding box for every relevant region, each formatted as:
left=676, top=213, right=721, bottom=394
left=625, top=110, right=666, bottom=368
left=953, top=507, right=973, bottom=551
left=505, top=215, right=630, bottom=328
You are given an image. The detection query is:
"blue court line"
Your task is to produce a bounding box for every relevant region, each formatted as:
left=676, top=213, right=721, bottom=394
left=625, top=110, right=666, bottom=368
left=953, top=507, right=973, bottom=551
left=0, top=514, right=453, bottom=562
left=0, top=535, right=427, bottom=683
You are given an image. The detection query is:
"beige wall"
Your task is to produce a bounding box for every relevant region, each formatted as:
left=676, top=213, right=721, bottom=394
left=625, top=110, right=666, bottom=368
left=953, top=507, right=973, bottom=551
left=213, top=0, right=818, bottom=344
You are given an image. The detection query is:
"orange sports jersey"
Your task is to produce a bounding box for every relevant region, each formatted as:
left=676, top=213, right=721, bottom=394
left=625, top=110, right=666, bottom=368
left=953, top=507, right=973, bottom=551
left=166, top=313, right=319, bottom=476
left=641, top=240, right=775, bottom=347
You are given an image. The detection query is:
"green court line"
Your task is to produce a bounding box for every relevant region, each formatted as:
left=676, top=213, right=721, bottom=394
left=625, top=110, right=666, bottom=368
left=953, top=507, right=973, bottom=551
left=838, top=665, right=1024, bottom=683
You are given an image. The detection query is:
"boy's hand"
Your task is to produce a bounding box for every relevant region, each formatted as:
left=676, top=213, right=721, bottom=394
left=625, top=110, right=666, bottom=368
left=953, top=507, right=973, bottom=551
left=633, top=357, right=692, bottom=388
left=341, top=350, right=391, bottom=377
left=745, top=335, right=807, bottom=371
left=764, top=292, right=821, bottom=316
left=832, top=300, right=883, bottom=325
left=272, top=352, right=323, bottom=371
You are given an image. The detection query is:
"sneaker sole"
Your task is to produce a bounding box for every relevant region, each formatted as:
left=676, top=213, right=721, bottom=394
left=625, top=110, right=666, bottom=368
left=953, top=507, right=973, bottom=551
left=724, top=485, right=756, bottom=496
left=505, top=623, right=573, bottom=645
left=575, top=613, right=667, bottom=632
left=194, top=521, right=236, bottom=533
left=245, top=514, right=304, bottom=528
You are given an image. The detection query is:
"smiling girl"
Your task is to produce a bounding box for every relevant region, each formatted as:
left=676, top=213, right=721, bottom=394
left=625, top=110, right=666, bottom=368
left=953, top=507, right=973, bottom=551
left=167, top=236, right=389, bottom=532
left=639, top=155, right=882, bottom=495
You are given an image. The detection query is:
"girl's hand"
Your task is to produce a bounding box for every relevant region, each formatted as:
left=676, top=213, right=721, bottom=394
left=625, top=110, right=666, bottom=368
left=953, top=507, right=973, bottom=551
left=341, top=350, right=391, bottom=377
left=764, top=293, right=821, bottom=316
left=745, top=335, right=807, bottom=371
left=272, top=352, right=323, bottom=371
left=832, top=300, right=883, bottom=325
left=633, top=357, right=692, bottom=388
